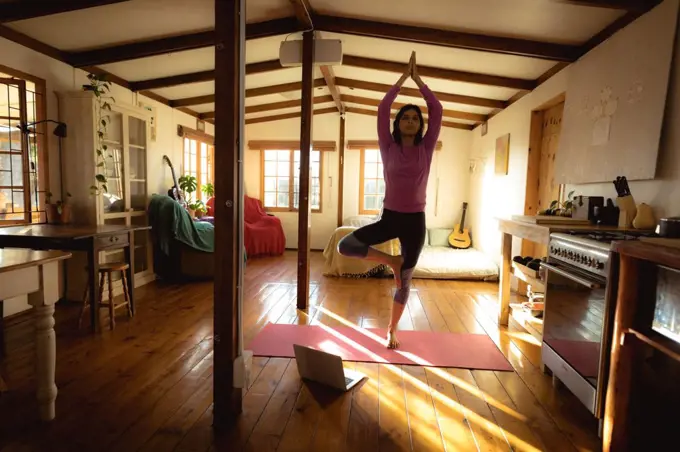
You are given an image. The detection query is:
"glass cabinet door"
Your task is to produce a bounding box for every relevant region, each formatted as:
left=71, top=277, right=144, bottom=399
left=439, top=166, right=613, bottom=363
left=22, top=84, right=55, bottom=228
left=128, top=115, right=147, bottom=212
left=102, top=111, right=126, bottom=214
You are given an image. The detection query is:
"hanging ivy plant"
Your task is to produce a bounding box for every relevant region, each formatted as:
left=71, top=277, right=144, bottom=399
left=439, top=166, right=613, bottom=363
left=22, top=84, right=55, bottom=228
left=83, top=73, right=116, bottom=195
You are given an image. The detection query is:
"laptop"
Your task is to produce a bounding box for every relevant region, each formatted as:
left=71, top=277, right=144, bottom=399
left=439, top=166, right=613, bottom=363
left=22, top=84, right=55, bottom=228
left=293, top=344, right=365, bottom=391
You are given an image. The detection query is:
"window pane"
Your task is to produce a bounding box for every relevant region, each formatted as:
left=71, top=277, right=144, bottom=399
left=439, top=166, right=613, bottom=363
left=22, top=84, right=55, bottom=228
left=378, top=163, right=384, bottom=175
left=365, top=162, right=378, bottom=178
left=364, top=179, right=376, bottom=195
left=312, top=150, right=320, bottom=162
left=277, top=161, right=289, bottom=177
left=277, top=150, right=290, bottom=161
left=264, top=150, right=277, bottom=161
left=311, top=162, right=320, bottom=178
left=264, top=192, right=276, bottom=207
left=294, top=150, right=300, bottom=162
left=264, top=161, right=277, bottom=176
left=365, top=149, right=379, bottom=163
left=277, top=192, right=289, bottom=207
left=364, top=195, right=376, bottom=211
left=378, top=179, right=386, bottom=194
left=277, top=177, right=289, bottom=192
left=264, top=177, right=276, bottom=191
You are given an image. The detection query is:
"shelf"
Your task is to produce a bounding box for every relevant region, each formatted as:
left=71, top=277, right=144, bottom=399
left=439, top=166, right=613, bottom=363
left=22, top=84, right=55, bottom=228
left=510, top=302, right=544, bottom=342
left=130, top=178, right=146, bottom=183
left=512, top=261, right=545, bottom=290
left=129, top=144, right=146, bottom=150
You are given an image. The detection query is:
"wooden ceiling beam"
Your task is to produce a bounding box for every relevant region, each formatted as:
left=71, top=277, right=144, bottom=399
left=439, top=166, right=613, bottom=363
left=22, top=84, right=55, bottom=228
left=551, top=0, right=657, bottom=12
left=340, top=94, right=486, bottom=123
left=129, top=59, right=283, bottom=92
left=345, top=107, right=474, bottom=131
left=0, top=0, right=131, bottom=23
left=67, top=17, right=301, bottom=67
left=335, top=77, right=505, bottom=110
left=287, top=0, right=314, bottom=28
left=245, top=107, right=338, bottom=125
left=342, top=55, right=535, bottom=91
left=320, top=65, right=345, bottom=114
left=314, top=15, right=579, bottom=62
left=200, top=95, right=335, bottom=118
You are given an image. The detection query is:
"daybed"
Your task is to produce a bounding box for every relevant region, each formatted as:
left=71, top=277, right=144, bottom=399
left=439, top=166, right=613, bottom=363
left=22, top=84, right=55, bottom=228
left=323, top=215, right=498, bottom=281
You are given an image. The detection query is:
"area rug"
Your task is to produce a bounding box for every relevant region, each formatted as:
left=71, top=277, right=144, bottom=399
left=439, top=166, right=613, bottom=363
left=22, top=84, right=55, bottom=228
left=247, top=323, right=513, bottom=371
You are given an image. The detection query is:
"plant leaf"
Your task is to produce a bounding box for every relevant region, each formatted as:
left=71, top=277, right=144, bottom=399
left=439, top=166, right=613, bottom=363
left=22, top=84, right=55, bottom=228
left=96, top=162, right=104, bottom=167
left=550, top=200, right=559, bottom=208
left=95, top=174, right=107, bottom=182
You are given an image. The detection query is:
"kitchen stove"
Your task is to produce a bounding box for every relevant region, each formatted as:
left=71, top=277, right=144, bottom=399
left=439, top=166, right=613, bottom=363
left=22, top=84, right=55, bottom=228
left=541, top=229, right=657, bottom=426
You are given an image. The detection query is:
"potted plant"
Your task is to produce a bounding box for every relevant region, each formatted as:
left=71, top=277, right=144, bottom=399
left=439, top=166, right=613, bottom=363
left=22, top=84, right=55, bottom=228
left=83, top=73, right=116, bottom=196
left=192, top=200, right=208, bottom=218
left=45, top=192, right=72, bottom=224
left=178, top=174, right=199, bottom=218
left=201, top=182, right=214, bottom=199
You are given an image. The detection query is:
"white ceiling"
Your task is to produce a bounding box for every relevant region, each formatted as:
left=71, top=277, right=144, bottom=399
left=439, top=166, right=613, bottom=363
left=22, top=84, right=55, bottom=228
left=1, top=0, right=636, bottom=126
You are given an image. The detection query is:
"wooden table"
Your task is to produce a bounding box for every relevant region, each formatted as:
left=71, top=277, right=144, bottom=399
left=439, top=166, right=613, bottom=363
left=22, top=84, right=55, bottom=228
left=0, top=225, right=150, bottom=332
left=496, top=218, right=635, bottom=325
left=0, top=249, right=71, bottom=421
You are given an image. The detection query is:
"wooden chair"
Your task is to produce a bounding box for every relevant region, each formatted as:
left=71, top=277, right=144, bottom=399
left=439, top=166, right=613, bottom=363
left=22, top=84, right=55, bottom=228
left=79, top=263, right=133, bottom=330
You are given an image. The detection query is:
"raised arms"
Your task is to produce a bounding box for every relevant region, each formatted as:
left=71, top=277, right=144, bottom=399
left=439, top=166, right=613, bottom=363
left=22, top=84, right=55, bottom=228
left=411, top=54, right=443, bottom=152
left=377, top=60, right=409, bottom=147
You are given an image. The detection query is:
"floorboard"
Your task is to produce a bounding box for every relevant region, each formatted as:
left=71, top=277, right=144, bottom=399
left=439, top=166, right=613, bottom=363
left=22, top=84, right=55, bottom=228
left=0, top=251, right=602, bottom=451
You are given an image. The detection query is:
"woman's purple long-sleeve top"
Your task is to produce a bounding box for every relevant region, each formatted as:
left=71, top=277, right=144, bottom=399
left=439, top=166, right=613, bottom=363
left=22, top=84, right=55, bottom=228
left=377, top=84, right=443, bottom=213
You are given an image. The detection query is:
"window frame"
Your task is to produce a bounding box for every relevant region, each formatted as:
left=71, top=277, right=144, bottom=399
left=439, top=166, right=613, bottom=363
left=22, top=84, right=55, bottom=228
left=358, top=148, right=385, bottom=215
left=259, top=147, right=324, bottom=214
left=0, top=64, right=49, bottom=226
left=179, top=126, right=214, bottom=202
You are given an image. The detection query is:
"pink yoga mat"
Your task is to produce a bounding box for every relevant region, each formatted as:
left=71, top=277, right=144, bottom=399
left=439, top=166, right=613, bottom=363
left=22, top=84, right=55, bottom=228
left=247, top=323, right=513, bottom=371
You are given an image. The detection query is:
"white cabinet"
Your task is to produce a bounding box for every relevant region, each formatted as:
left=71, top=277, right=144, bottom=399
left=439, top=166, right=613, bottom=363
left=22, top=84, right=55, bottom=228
left=57, top=91, right=154, bottom=300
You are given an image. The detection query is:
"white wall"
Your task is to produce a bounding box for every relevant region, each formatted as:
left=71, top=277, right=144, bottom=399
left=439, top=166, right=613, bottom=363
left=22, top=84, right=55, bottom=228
left=1, top=36, right=211, bottom=317
left=244, top=111, right=472, bottom=251
left=469, top=0, right=680, bottom=263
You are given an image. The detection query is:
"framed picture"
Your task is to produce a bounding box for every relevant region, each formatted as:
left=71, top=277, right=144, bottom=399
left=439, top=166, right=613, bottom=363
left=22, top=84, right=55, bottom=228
left=495, top=133, right=510, bottom=175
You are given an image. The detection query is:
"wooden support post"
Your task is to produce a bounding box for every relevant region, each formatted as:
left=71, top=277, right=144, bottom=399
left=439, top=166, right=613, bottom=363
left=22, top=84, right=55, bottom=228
left=337, top=116, right=345, bottom=227
left=297, top=30, right=314, bottom=310
left=213, top=0, right=244, bottom=427
left=498, top=232, right=512, bottom=325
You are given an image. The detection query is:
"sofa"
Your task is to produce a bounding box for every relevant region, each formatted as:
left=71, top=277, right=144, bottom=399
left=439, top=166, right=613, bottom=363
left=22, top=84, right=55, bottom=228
left=148, top=194, right=216, bottom=280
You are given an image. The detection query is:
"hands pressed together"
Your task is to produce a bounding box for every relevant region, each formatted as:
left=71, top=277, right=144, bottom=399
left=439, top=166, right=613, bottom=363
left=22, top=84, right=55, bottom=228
left=397, top=51, right=425, bottom=89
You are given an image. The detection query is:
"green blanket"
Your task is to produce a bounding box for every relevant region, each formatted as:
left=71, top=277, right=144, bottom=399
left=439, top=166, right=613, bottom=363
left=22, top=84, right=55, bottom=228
left=148, top=194, right=214, bottom=254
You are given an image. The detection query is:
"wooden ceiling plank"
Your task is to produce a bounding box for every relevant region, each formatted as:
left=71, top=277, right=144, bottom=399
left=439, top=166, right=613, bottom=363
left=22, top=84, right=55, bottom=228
left=345, top=106, right=473, bottom=130
left=340, top=94, right=486, bottom=122
left=0, top=0, right=131, bottom=23
left=67, top=17, right=300, bottom=67
left=342, top=55, right=536, bottom=91
left=335, top=77, right=505, bottom=110
left=287, top=0, right=314, bottom=29
left=245, top=106, right=337, bottom=125
left=314, top=15, right=579, bottom=62
left=551, top=0, right=657, bottom=12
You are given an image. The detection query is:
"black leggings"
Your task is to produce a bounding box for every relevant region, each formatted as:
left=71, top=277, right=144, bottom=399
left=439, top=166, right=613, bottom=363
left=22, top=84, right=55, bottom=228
left=337, top=209, right=426, bottom=305
left=352, top=209, right=426, bottom=270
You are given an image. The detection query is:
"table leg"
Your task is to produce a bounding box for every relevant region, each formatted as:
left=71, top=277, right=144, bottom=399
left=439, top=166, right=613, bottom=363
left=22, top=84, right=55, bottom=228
left=498, top=232, right=512, bottom=325
left=87, top=242, right=100, bottom=333
left=0, top=299, right=6, bottom=394
left=124, top=233, right=135, bottom=316
left=27, top=262, right=59, bottom=421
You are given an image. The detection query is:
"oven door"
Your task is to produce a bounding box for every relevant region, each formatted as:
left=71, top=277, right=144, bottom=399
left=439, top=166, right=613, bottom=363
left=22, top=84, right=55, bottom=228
left=541, top=260, right=607, bottom=415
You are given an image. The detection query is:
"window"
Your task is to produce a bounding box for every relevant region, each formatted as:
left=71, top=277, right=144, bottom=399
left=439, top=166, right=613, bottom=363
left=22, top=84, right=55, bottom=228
left=0, top=66, right=48, bottom=225
left=359, top=148, right=385, bottom=214
left=262, top=149, right=322, bottom=212
left=182, top=129, right=214, bottom=202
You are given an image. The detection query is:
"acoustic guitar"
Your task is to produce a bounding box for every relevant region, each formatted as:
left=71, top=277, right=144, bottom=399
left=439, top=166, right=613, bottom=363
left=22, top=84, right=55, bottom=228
left=162, top=155, right=184, bottom=205
left=448, top=202, right=472, bottom=249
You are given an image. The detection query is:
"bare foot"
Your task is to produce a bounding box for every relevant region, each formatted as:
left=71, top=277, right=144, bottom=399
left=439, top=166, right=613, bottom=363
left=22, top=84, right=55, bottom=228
left=387, top=329, right=400, bottom=349
left=390, top=255, right=404, bottom=288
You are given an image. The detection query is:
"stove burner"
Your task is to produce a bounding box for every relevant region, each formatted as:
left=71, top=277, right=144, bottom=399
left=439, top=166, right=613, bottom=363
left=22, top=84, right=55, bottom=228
left=568, top=231, right=658, bottom=243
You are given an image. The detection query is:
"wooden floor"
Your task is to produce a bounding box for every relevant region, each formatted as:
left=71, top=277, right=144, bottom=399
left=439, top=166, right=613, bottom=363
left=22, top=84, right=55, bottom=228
left=0, top=251, right=602, bottom=451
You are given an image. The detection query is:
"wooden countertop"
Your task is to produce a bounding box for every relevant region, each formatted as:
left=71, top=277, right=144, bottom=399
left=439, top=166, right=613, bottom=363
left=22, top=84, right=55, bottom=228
left=497, top=217, right=644, bottom=244
left=612, top=240, right=680, bottom=268
left=0, top=249, right=72, bottom=274
left=0, top=224, right=150, bottom=239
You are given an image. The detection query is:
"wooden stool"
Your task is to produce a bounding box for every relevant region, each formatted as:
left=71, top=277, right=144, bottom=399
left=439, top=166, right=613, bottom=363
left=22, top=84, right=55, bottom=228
left=79, top=263, right=133, bottom=330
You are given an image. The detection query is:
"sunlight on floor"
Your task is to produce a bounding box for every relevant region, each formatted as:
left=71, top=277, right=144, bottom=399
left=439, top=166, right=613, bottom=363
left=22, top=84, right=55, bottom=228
left=304, top=306, right=541, bottom=451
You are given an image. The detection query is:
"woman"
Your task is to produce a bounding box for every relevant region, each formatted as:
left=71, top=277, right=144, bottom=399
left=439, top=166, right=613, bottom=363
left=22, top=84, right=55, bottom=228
left=338, top=52, right=443, bottom=349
